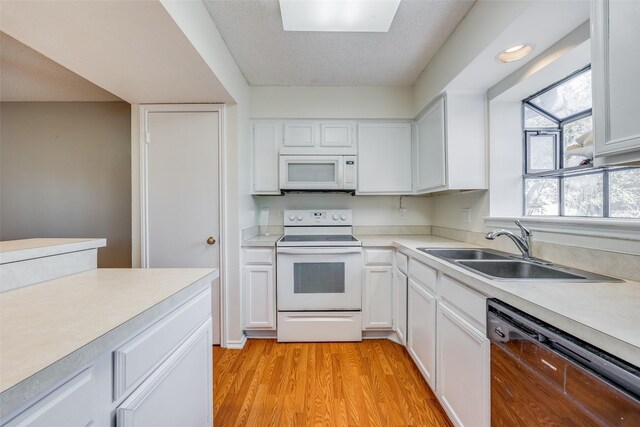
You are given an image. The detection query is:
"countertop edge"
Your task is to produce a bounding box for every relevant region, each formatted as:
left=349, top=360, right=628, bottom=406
left=0, top=269, right=218, bottom=420
left=0, top=239, right=108, bottom=264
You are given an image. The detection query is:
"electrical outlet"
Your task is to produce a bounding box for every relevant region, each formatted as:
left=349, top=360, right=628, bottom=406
left=460, top=208, right=471, bottom=224
left=398, top=207, right=407, bottom=219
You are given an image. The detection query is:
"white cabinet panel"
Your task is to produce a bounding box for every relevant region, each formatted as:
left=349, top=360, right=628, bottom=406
left=363, top=266, right=393, bottom=330
left=243, top=248, right=275, bottom=265
left=244, top=265, right=276, bottom=329
left=407, top=278, right=437, bottom=390
left=4, top=369, right=96, bottom=427
left=396, top=251, right=408, bottom=274
left=364, top=248, right=394, bottom=266
left=437, top=303, right=489, bottom=427
left=593, top=0, right=640, bottom=162
left=358, top=123, right=412, bottom=194
left=283, top=123, right=315, bottom=147
left=416, top=96, right=446, bottom=192
left=116, top=321, right=212, bottom=427
left=320, top=123, right=354, bottom=148
left=253, top=122, right=280, bottom=194
left=394, top=268, right=407, bottom=345
left=438, top=274, right=486, bottom=331
left=408, top=258, right=437, bottom=294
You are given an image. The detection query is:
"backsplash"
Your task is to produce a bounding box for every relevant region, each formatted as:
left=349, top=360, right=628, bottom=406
left=432, top=226, right=640, bottom=281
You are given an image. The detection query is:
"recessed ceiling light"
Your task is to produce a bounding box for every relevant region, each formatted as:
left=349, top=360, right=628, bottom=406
left=279, top=0, right=401, bottom=32
left=496, top=44, right=534, bottom=63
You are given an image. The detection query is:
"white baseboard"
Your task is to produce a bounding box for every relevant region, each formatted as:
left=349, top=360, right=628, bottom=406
left=225, top=334, right=247, bottom=349
left=362, top=329, right=403, bottom=345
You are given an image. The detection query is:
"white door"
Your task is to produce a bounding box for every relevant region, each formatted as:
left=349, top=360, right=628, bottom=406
left=145, top=109, right=220, bottom=344
left=363, top=266, right=393, bottom=329
left=394, top=268, right=407, bottom=345
left=407, top=278, right=437, bottom=390
left=416, top=95, right=446, bottom=192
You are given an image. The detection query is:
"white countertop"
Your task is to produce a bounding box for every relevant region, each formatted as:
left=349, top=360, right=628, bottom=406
left=0, top=268, right=217, bottom=394
left=0, top=238, right=106, bottom=264
left=242, top=234, right=282, bottom=247
left=357, top=234, right=640, bottom=367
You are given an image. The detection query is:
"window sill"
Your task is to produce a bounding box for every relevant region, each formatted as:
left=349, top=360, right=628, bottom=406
left=484, top=216, right=640, bottom=241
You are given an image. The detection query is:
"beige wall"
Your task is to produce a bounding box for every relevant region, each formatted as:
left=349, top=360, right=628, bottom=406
left=1, top=101, right=132, bottom=267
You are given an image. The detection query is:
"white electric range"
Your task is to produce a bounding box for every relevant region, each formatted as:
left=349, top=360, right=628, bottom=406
left=276, top=210, right=363, bottom=342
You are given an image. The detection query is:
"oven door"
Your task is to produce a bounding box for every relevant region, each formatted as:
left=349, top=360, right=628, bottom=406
left=277, top=247, right=362, bottom=311
left=279, top=156, right=344, bottom=190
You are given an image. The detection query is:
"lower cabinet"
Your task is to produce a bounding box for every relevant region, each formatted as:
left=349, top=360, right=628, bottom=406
left=117, top=321, right=212, bottom=427
left=437, top=302, right=489, bottom=427
left=363, top=266, right=393, bottom=329
left=243, top=248, right=276, bottom=330
left=407, top=278, right=437, bottom=390
left=394, top=268, right=407, bottom=345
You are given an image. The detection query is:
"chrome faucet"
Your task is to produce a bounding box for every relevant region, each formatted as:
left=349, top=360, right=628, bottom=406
left=485, top=220, right=533, bottom=260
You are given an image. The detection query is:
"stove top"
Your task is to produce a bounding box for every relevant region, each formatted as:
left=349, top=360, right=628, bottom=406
left=277, top=234, right=361, bottom=247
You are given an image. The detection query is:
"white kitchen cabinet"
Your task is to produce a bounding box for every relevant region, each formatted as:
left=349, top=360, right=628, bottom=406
left=394, top=268, right=407, bottom=345
left=243, top=248, right=276, bottom=330
left=252, top=122, right=281, bottom=194
left=280, top=121, right=356, bottom=155
left=407, top=278, right=437, bottom=390
left=415, top=93, right=486, bottom=194
left=592, top=0, right=640, bottom=165
left=357, top=122, right=412, bottom=194
left=437, top=302, right=489, bottom=427
left=363, top=266, right=394, bottom=329
left=117, top=322, right=212, bottom=427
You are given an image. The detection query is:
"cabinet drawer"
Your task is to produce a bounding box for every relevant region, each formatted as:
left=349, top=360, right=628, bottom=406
left=408, top=258, right=437, bottom=294
left=243, top=248, right=274, bottom=265
left=439, top=274, right=486, bottom=331
left=113, top=288, right=211, bottom=400
left=4, top=368, right=96, bottom=427
left=364, top=248, right=393, bottom=265
left=396, top=252, right=408, bottom=273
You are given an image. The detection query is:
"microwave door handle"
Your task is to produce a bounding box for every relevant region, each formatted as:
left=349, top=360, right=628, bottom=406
left=277, top=248, right=362, bottom=255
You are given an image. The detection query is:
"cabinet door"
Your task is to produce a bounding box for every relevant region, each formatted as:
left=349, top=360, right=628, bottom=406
left=437, top=302, right=489, bottom=427
left=283, top=123, right=315, bottom=147
left=320, top=123, right=354, bottom=148
left=117, top=321, right=212, bottom=427
left=416, top=96, right=446, bottom=192
left=394, top=268, right=407, bottom=345
left=407, top=278, right=437, bottom=390
left=358, top=123, right=412, bottom=194
left=245, top=265, right=276, bottom=329
left=593, top=0, right=640, bottom=160
left=253, top=122, right=280, bottom=194
left=363, top=266, right=393, bottom=329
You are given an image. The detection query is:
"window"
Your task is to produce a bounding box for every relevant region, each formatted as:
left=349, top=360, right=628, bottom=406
left=522, top=66, right=640, bottom=218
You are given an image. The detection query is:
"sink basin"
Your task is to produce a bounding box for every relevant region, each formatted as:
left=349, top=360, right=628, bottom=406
left=418, top=248, right=512, bottom=260
left=456, top=260, right=621, bottom=282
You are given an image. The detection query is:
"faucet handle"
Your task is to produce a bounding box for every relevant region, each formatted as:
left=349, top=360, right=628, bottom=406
left=515, top=220, right=531, bottom=239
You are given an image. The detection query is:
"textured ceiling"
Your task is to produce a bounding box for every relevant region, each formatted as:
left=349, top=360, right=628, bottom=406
left=204, top=0, right=475, bottom=86
left=0, top=32, right=121, bottom=102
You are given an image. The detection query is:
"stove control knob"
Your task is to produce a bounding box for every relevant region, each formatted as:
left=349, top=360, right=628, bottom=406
left=332, top=214, right=339, bottom=220
left=297, top=215, right=303, bottom=221
left=340, top=214, right=347, bottom=221
left=288, top=214, right=295, bottom=221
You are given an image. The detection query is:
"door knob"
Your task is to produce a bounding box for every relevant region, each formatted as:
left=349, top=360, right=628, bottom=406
left=207, top=237, right=216, bottom=245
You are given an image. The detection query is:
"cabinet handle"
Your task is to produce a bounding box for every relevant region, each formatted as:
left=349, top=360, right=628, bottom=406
left=207, top=237, right=216, bottom=245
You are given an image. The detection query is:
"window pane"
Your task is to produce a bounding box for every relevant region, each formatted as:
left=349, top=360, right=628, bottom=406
left=525, top=178, right=559, bottom=215
left=563, top=116, right=593, bottom=167
left=564, top=173, right=603, bottom=217
left=524, top=106, right=557, bottom=129
left=528, top=134, right=557, bottom=172
left=610, top=169, right=640, bottom=218
left=529, top=69, right=592, bottom=120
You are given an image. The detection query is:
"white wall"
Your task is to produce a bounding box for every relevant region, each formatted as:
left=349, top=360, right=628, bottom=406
left=256, top=194, right=433, bottom=227
left=432, top=191, right=488, bottom=233
left=250, top=86, right=413, bottom=119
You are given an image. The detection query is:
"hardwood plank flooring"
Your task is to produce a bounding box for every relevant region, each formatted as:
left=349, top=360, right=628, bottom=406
left=213, top=339, right=452, bottom=426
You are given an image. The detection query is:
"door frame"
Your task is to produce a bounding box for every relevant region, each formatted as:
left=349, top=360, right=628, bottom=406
left=137, top=104, right=227, bottom=347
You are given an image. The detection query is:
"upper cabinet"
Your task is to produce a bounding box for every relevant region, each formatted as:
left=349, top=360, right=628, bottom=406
left=253, top=122, right=281, bottom=195
left=281, top=121, right=356, bottom=155
left=592, top=0, right=640, bottom=165
left=415, top=93, right=487, bottom=194
left=357, top=122, right=412, bottom=194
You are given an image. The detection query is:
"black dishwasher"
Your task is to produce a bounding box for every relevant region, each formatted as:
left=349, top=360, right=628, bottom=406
left=487, top=299, right=640, bottom=426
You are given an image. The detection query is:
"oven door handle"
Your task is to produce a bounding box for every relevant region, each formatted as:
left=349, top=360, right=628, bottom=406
left=277, top=248, right=362, bottom=255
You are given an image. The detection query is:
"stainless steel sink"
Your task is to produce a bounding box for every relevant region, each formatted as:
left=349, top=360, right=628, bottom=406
left=456, top=260, right=622, bottom=282
left=418, top=248, right=512, bottom=260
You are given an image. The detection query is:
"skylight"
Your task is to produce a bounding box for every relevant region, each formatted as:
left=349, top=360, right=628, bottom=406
left=279, top=0, right=401, bottom=32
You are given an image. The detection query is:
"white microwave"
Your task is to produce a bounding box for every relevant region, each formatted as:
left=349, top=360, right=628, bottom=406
left=279, top=155, right=357, bottom=191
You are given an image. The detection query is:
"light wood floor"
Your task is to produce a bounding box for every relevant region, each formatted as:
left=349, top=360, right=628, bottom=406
left=213, top=339, right=452, bottom=426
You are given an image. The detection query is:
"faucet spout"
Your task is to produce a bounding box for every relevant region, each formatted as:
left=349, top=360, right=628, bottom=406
left=484, top=225, right=532, bottom=260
